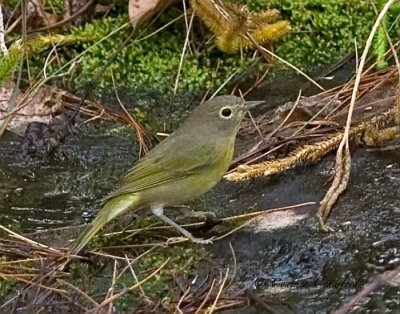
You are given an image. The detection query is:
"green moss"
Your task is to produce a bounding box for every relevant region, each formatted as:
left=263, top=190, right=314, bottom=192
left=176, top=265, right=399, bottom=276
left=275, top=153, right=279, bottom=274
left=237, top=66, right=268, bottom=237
left=115, top=245, right=207, bottom=311
left=66, top=13, right=254, bottom=93
left=0, top=277, right=16, bottom=298
left=67, top=244, right=208, bottom=311
left=0, top=256, right=17, bottom=298
left=2, top=0, right=19, bottom=8
left=0, top=46, right=21, bottom=87
left=43, top=0, right=64, bottom=14
left=373, top=0, right=400, bottom=70
left=230, top=0, right=376, bottom=69
left=69, top=260, right=92, bottom=282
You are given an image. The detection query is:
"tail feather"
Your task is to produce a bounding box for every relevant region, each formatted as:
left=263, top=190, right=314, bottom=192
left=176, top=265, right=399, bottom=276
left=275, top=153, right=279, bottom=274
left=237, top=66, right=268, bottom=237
left=71, top=194, right=140, bottom=255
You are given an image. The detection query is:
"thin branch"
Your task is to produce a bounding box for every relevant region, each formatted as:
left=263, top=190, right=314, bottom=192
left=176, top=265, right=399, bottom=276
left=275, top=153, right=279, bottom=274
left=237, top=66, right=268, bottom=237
left=334, top=265, right=400, bottom=314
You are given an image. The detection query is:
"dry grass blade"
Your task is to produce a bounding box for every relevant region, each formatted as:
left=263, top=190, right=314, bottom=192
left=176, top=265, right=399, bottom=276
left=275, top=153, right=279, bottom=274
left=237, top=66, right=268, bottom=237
left=111, top=72, right=152, bottom=155
left=213, top=202, right=315, bottom=241
left=57, top=279, right=100, bottom=308
left=174, top=11, right=195, bottom=95
left=194, top=278, right=216, bottom=314
left=114, top=247, right=159, bottom=281
left=246, top=32, right=324, bottom=91
left=176, top=284, right=193, bottom=313
left=208, top=267, right=230, bottom=313
left=0, top=224, right=61, bottom=254
left=169, top=263, right=247, bottom=313
left=266, top=89, right=302, bottom=141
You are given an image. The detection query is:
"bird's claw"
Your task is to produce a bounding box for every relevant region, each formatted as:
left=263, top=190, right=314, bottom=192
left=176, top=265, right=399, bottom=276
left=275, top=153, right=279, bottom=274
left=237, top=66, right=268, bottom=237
left=166, top=236, right=189, bottom=245
left=166, top=236, right=214, bottom=245
left=191, top=236, right=214, bottom=244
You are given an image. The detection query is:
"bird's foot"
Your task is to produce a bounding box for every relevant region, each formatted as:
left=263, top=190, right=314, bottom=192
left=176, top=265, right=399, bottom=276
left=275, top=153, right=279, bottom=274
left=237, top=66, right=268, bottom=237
left=166, top=235, right=214, bottom=245
left=166, top=236, right=189, bottom=245
left=152, top=206, right=215, bottom=245
left=190, top=235, right=214, bottom=244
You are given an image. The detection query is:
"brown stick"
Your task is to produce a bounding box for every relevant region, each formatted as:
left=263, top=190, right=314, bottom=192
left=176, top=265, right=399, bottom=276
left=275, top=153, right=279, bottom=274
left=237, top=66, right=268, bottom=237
left=333, top=265, right=400, bottom=314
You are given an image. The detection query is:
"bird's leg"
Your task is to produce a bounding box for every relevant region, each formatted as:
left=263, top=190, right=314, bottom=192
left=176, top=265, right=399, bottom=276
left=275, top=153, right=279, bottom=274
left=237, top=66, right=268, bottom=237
left=151, top=205, right=213, bottom=244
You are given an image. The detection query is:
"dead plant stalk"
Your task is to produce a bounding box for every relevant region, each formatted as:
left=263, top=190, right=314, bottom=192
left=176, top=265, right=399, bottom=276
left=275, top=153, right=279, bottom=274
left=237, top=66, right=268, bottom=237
left=317, top=0, right=398, bottom=231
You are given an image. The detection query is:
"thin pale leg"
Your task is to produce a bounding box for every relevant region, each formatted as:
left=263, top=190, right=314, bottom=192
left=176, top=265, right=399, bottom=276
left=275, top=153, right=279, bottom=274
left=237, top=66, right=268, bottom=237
left=151, top=205, right=213, bottom=244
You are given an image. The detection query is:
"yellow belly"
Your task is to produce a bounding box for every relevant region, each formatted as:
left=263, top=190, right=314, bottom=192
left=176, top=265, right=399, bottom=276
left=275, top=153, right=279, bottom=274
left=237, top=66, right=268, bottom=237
left=138, top=165, right=226, bottom=206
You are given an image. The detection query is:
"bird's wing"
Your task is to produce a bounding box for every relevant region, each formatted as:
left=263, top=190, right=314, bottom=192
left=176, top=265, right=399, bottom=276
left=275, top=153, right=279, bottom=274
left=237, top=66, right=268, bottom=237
left=106, top=142, right=217, bottom=198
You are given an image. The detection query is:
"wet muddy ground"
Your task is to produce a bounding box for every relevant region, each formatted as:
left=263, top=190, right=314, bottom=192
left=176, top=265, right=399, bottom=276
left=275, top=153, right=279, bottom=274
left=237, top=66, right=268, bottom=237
left=1, top=123, right=399, bottom=312
left=214, top=147, right=400, bottom=313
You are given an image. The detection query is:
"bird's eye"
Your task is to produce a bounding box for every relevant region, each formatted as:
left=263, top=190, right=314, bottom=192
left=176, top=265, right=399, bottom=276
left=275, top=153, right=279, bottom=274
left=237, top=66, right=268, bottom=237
left=219, top=107, right=233, bottom=119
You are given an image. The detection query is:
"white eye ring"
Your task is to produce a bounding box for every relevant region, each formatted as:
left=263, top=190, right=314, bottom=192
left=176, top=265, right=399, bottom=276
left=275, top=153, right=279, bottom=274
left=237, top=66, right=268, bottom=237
left=219, top=106, right=233, bottom=120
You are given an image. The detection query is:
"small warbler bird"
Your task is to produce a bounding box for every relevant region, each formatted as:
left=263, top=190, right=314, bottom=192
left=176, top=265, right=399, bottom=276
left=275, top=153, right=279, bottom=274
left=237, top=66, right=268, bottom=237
left=71, top=95, right=263, bottom=254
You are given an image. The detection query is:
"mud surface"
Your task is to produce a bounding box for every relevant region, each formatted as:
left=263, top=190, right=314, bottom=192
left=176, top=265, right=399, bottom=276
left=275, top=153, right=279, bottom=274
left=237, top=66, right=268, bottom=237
left=214, top=147, right=400, bottom=313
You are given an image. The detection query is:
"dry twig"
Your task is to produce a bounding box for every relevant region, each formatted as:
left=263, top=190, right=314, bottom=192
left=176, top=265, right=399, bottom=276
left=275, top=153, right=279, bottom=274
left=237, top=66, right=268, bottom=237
left=333, top=265, right=400, bottom=314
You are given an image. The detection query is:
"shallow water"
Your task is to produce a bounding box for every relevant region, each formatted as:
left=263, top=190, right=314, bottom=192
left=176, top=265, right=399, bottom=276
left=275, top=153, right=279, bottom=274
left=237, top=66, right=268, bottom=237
left=0, top=129, right=136, bottom=232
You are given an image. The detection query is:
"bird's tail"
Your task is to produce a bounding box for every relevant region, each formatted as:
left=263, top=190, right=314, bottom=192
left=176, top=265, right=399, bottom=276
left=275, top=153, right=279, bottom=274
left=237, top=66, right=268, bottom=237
left=71, top=194, right=141, bottom=255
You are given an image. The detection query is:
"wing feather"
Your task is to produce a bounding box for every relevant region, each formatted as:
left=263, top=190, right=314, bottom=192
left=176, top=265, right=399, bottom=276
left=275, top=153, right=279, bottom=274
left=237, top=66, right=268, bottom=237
left=106, top=141, right=217, bottom=198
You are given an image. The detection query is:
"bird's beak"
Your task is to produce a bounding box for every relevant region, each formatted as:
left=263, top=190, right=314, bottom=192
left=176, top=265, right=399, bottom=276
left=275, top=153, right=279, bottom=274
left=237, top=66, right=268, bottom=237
left=245, top=100, right=265, bottom=109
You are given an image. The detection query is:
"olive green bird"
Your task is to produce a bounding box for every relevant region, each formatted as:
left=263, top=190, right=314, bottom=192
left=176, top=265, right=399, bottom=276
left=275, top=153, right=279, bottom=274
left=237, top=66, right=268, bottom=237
left=71, top=95, right=263, bottom=254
